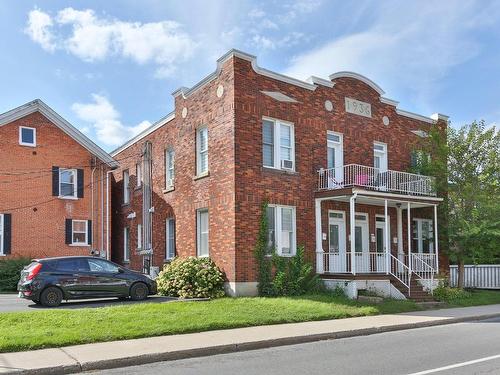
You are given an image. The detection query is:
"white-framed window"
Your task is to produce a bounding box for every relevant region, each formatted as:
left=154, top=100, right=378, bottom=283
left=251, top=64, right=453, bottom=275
left=165, top=218, right=175, bottom=260
left=123, top=170, right=130, bottom=204
left=196, top=209, right=209, bottom=257
left=123, top=227, right=130, bottom=262
left=374, top=142, right=388, bottom=171
left=0, top=214, right=4, bottom=255
left=71, top=220, right=88, bottom=245
left=137, top=224, right=142, bottom=249
left=59, top=169, right=77, bottom=198
left=165, top=148, right=175, bottom=188
left=413, top=218, right=434, bottom=253
left=136, top=162, right=142, bottom=187
left=196, top=126, right=209, bottom=176
left=19, top=126, right=36, bottom=147
left=262, top=118, right=295, bottom=171
left=266, top=205, right=296, bottom=256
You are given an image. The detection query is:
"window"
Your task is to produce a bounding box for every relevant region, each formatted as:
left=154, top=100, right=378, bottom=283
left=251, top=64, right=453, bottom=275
left=266, top=205, right=296, bottom=256
left=124, top=227, right=130, bottom=262
left=196, top=127, right=208, bottom=176
left=123, top=170, right=130, bottom=204
left=374, top=142, right=388, bottom=171
left=137, top=224, right=142, bottom=249
left=0, top=214, right=3, bottom=255
left=196, top=209, right=209, bottom=257
left=59, top=169, right=77, bottom=198
left=136, top=163, right=142, bottom=187
left=87, top=258, right=119, bottom=273
left=413, top=219, right=434, bottom=253
left=19, top=126, right=36, bottom=147
left=165, top=148, right=175, bottom=188
left=71, top=220, right=88, bottom=245
left=56, top=258, right=88, bottom=272
left=165, top=218, right=175, bottom=260
left=262, top=118, right=295, bottom=170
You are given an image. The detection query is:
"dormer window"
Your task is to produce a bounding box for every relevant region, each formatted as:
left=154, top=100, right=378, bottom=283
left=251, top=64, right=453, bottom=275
left=19, top=126, right=36, bottom=147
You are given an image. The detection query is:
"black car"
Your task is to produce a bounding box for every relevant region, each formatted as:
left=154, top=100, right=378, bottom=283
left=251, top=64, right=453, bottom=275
left=18, top=256, right=157, bottom=307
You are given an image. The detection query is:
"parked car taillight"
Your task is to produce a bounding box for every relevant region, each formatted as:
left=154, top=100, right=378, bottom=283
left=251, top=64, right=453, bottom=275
left=26, top=263, right=42, bottom=280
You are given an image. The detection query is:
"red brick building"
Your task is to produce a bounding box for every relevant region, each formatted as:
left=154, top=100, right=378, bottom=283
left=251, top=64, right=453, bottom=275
left=0, top=100, right=118, bottom=260
left=111, top=50, right=448, bottom=299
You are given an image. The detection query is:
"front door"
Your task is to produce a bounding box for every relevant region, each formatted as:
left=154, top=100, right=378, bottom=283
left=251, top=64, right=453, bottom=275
left=328, top=211, right=346, bottom=272
left=412, top=218, right=435, bottom=270
left=354, top=213, right=369, bottom=273
left=375, top=216, right=390, bottom=273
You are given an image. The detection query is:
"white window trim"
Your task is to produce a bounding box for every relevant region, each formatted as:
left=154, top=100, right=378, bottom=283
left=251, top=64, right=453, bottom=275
left=137, top=224, right=142, bottom=250
left=165, top=148, right=175, bottom=188
left=196, top=126, right=209, bottom=176
left=123, top=170, right=130, bottom=204
left=413, top=218, right=434, bottom=253
left=196, top=209, right=209, bottom=257
left=136, top=163, right=142, bottom=187
left=0, top=214, right=4, bottom=256
left=123, top=227, right=130, bottom=262
left=263, top=117, right=295, bottom=171
left=268, top=204, right=297, bottom=257
left=19, top=126, right=36, bottom=147
left=373, top=141, right=388, bottom=171
left=59, top=168, right=78, bottom=199
left=71, top=220, right=89, bottom=246
left=165, top=218, right=175, bottom=260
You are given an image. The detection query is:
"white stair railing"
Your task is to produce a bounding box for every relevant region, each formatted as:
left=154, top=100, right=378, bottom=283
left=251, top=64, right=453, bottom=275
left=410, top=253, right=435, bottom=294
left=389, top=253, right=411, bottom=296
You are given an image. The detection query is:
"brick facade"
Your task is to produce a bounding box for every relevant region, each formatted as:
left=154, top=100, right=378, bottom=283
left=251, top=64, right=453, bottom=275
left=0, top=104, right=115, bottom=260
left=111, top=51, right=448, bottom=294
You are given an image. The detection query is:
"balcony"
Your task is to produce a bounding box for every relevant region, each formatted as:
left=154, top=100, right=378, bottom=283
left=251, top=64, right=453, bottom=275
left=317, top=164, right=436, bottom=197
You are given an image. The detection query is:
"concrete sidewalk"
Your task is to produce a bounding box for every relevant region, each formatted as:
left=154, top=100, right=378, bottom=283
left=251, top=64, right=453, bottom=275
left=1, top=304, right=500, bottom=375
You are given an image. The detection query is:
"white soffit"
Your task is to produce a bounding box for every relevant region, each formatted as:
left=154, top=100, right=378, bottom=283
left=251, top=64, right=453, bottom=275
left=261, top=91, right=299, bottom=103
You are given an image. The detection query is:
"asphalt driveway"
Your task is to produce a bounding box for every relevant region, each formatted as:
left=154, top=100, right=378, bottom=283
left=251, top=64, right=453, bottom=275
left=0, top=293, right=176, bottom=312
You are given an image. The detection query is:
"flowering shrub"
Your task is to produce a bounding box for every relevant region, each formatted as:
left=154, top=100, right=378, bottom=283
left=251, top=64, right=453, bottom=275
left=433, top=285, right=472, bottom=303
left=156, top=257, right=225, bottom=298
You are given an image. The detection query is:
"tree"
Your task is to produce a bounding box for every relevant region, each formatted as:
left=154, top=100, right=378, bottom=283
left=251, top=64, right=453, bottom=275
left=415, top=121, right=499, bottom=288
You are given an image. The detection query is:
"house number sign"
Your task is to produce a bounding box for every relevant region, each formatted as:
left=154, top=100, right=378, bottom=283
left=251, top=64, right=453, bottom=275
left=345, top=97, right=372, bottom=118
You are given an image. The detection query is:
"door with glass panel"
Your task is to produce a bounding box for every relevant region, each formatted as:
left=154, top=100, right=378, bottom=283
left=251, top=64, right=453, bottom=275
left=375, top=216, right=390, bottom=273
left=412, top=219, right=435, bottom=270
left=328, top=211, right=346, bottom=273
left=327, top=132, right=343, bottom=188
left=374, top=142, right=388, bottom=190
left=354, top=214, right=370, bottom=273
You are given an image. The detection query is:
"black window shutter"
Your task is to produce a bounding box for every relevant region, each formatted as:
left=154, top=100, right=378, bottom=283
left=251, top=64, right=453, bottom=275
left=87, top=220, right=92, bottom=245
left=3, top=214, right=11, bottom=255
left=65, top=219, right=72, bottom=244
left=77, top=169, right=84, bottom=198
left=52, top=166, right=60, bottom=196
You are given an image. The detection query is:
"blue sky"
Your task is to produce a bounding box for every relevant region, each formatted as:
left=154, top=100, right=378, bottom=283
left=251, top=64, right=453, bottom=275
left=1, top=0, right=499, bottom=151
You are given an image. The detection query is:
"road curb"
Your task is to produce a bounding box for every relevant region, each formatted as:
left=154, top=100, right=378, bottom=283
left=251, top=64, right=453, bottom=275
left=5, top=312, right=500, bottom=375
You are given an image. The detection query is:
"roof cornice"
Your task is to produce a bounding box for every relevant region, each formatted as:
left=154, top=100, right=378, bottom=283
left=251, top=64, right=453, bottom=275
left=329, top=71, right=385, bottom=95
left=0, top=99, right=118, bottom=168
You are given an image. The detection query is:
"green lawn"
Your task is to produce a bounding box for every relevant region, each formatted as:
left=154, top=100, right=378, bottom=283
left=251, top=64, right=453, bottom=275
left=445, top=289, right=500, bottom=307
left=0, top=294, right=418, bottom=353
left=1, top=290, right=499, bottom=353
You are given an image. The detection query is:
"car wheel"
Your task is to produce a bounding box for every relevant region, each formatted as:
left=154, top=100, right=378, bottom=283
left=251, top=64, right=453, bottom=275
left=130, top=282, right=148, bottom=301
left=40, top=287, right=63, bottom=307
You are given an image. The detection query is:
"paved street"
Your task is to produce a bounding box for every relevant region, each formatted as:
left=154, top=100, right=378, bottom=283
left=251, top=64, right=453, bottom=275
left=93, top=317, right=500, bottom=375
left=0, top=293, right=174, bottom=312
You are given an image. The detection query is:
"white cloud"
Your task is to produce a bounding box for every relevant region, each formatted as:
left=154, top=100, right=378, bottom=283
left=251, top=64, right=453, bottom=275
left=284, top=1, right=499, bottom=107
left=25, top=8, right=56, bottom=52
left=26, top=7, right=197, bottom=78
left=248, top=8, right=266, bottom=19
left=252, top=32, right=307, bottom=50
left=72, top=94, right=151, bottom=147
left=279, top=0, right=322, bottom=23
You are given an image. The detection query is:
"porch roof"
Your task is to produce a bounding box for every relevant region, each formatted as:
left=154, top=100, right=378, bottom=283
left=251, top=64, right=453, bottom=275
left=315, top=187, right=443, bottom=208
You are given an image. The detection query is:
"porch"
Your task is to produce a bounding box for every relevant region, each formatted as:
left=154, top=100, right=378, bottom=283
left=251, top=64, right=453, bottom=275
left=314, top=166, right=443, bottom=298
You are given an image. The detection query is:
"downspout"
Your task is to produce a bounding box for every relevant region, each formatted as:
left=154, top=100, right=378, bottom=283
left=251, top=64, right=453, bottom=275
left=90, top=158, right=97, bottom=253
left=101, top=166, right=104, bottom=256
left=106, top=170, right=113, bottom=260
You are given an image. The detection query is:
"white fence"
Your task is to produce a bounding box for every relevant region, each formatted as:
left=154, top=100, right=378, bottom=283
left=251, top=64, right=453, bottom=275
left=450, top=265, right=500, bottom=289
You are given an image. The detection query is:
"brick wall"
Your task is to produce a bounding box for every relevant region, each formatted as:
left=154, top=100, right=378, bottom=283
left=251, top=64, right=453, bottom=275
left=0, top=111, right=111, bottom=259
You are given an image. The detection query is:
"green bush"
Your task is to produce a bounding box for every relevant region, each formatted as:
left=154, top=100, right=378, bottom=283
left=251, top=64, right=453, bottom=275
left=434, top=286, right=472, bottom=303
left=0, top=257, right=32, bottom=292
left=156, top=257, right=226, bottom=299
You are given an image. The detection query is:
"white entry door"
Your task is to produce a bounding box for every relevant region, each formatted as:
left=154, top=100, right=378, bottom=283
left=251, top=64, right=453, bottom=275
left=375, top=216, right=390, bottom=273
left=354, top=213, right=370, bottom=273
left=328, top=211, right=346, bottom=273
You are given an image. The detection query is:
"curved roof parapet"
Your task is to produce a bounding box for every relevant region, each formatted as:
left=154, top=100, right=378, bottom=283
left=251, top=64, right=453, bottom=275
left=329, top=71, right=385, bottom=96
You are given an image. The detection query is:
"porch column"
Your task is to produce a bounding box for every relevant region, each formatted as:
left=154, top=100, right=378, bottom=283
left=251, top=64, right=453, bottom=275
left=385, top=199, right=389, bottom=275
left=396, top=204, right=403, bottom=254
left=350, top=194, right=356, bottom=275
left=407, top=202, right=411, bottom=273
left=315, top=198, right=323, bottom=274
left=434, top=204, right=439, bottom=272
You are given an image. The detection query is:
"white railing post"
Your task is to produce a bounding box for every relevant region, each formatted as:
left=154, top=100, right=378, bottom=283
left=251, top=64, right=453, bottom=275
left=315, top=198, right=324, bottom=273
left=350, top=194, right=356, bottom=275
left=407, top=202, right=412, bottom=274
left=434, top=204, right=439, bottom=273
left=385, top=199, right=389, bottom=275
